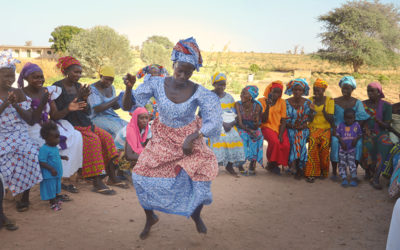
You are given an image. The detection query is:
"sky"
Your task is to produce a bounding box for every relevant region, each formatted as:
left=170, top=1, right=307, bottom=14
left=0, top=0, right=398, bottom=53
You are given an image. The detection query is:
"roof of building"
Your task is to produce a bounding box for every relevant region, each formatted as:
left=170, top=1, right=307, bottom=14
left=0, top=45, right=54, bottom=50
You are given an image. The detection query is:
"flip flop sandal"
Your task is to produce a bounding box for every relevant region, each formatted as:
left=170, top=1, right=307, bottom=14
left=16, top=201, right=29, bottom=212
left=56, top=194, right=72, bottom=202
left=107, top=181, right=129, bottom=189
left=92, top=187, right=116, bottom=195
left=2, top=218, right=18, bottom=231
left=62, top=184, right=79, bottom=193
left=248, top=170, right=256, bottom=176
left=370, top=181, right=382, bottom=190
left=341, top=179, right=349, bottom=187
left=306, top=177, right=315, bottom=183
left=51, top=203, right=62, bottom=211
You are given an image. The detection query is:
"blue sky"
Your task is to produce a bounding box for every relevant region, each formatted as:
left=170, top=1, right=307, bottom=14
left=0, top=0, right=398, bottom=53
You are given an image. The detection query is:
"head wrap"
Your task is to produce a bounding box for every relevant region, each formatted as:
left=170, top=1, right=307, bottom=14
left=171, top=37, right=203, bottom=71
left=56, top=56, right=81, bottom=74
left=285, top=78, right=310, bottom=96
left=126, top=107, right=149, bottom=155
left=339, top=76, right=356, bottom=89
left=17, top=63, right=43, bottom=88
left=243, top=85, right=263, bottom=108
left=314, top=78, right=328, bottom=89
left=99, top=65, right=115, bottom=78
left=136, top=64, right=168, bottom=79
left=263, top=80, right=283, bottom=98
left=0, top=50, right=20, bottom=70
left=211, top=72, right=227, bottom=84
left=368, top=81, right=385, bottom=98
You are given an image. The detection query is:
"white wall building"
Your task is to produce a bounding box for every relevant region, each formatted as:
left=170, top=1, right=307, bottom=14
left=0, top=45, right=56, bottom=59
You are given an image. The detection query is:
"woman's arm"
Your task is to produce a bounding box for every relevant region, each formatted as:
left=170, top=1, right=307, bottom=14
left=235, top=102, right=247, bottom=131
left=261, top=98, right=270, bottom=123
left=278, top=118, right=286, bottom=142
left=125, top=142, right=139, bottom=162
left=92, top=97, right=119, bottom=113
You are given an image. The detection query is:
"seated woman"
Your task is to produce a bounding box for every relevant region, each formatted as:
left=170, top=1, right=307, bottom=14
left=304, top=79, right=334, bottom=182
left=207, top=73, right=245, bottom=176
left=259, top=80, right=290, bottom=175
left=50, top=56, right=127, bottom=195
left=331, top=76, right=370, bottom=181
left=285, top=79, right=314, bottom=179
left=362, top=82, right=393, bottom=189
left=19, top=62, right=83, bottom=193
left=235, top=86, right=263, bottom=175
left=0, top=50, right=43, bottom=211
left=88, top=66, right=127, bottom=138
left=125, top=107, right=152, bottom=167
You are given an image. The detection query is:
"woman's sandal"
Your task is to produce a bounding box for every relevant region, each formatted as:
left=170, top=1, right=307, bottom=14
left=92, top=186, right=116, bottom=195
left=370, top=180, right=382, bottom=190
left=1, top=217, right=18, bottom=231
left=107, top=181, right=129, bottom=189
left=248, top=170, right=256, bottom=176
left=61, top=184, right=79, bottom=193
left=16, top=201, right=29, bottom=212
left=306, top=177, right=315, bottom=183
left=51, top=203, right=62, bottom=211
left=56, top=194, right=72, bottom=202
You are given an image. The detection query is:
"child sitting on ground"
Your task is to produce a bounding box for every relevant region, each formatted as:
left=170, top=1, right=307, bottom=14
left=39, top=122, right=70, bottom=211
left=125, top=107, right=152, bottom=168
left=336, top=109, right=363, bottom=187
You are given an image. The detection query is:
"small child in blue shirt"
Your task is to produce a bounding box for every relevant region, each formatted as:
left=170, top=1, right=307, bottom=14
left=39, top=122, right=69, bottom=211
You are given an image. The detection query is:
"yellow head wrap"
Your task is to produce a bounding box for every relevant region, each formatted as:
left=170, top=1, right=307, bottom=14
left=211, top=72, right=226, bottom=84
left=100, top=65, right=115, bottom=78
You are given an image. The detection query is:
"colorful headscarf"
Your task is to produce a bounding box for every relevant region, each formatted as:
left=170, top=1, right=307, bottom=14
left=339, top=76, right=356, bottom=89
left=368, top=81, right=385, bottom=98
left=285, top=78, right=310, bottom=96
left=314, top=78, right=328, bottom=89
left=136, top=64, right=168, bottom=79
left=17, top=63, right=43, bottom=88
left=126, top=107, right=149, bottom=155
left=99, top=65, right=115, bottom=78
left=243, top=85, right=262, bottom=108
left=0, top=50, right=20, bottom=70
left=171, top=37, right=203, bottom=71
left=56, top=56, right=81, bottom=74
left=263, top=80, right=284, bottom=98
left=211, top=72, right=227, bottom=84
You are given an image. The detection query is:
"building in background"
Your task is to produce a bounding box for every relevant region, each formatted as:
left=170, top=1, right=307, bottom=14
left=0, top=45, right=56, bottom=59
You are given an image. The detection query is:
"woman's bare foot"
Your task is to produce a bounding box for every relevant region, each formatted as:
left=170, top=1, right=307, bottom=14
left=140, top=212, right=159, bottom=240
left=225, top=165, right=239, bottom=177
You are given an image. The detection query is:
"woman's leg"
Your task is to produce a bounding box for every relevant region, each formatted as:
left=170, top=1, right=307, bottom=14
left=225, top=162, right=238, bottom=176
left=16, top=189, right=30, bottom=212
left=140, top=209, right=159, bottom=240
left=191, top=204, right=207, bottom=234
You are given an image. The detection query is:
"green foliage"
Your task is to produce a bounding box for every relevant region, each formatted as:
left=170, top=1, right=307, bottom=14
left=49, top=25, right=83, bottom=53
left=378, top=74, right=390, bottom=84
left=317, top=0, right=400, bottom=72
left=140, top=36, right=174, bottom=68
left=67, top=26, right=134, bottom=76
left=249, top=64, right=261, bottom=74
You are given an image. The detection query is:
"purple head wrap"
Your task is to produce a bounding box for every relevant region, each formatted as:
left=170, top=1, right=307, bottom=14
left=17, top=63, right=43, bottom=88
left=368, top=81, right=385, bottom=98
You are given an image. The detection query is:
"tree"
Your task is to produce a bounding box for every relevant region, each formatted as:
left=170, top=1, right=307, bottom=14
left=49, top=25, right=84, bottom=53
left=67, top=26, right=134, bottom=76
left=317, top=0, right=400, bottom=72
left=140, top=35, right=174, bottom=67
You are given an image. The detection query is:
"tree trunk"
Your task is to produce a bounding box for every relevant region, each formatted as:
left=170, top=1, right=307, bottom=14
left=352, top=60, right=363, bottom=73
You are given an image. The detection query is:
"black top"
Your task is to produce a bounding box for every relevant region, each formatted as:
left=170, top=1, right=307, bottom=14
left=53, top=80, right=92, bottom=127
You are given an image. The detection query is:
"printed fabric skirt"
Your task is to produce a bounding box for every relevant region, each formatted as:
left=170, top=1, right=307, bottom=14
left=287, top=128, right=310, bottom=169
left=74, top=125, right=119, bottom=178
left=305, top=128, right=331, bottom=177
left=206, top=126, right=245, bottom=166
left=237, top=127, right=264, bottom=167
left=132, top=117, right=218, bottom=217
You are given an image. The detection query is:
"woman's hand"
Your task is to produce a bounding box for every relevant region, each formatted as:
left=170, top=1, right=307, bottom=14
left=124, top=74, right=136, bottom=89
left=7, top=91, right=17, bottom=105
left=182, top=133, right=199, bottom=155
left=50, top=168, right=58, bottom=177
left=78, top=84, right=91, bottom=101
left=68, top=98, right=87, bottom=112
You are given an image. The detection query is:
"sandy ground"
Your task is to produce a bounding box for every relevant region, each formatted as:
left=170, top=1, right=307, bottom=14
left=0, top=161, right=396, bottom=250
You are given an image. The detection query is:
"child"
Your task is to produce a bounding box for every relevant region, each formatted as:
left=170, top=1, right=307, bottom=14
left=39, top=122, right=69, bottom=211
left=336, top=109, right=363, bottom=187
left=125, top=107, right=152, bottom=168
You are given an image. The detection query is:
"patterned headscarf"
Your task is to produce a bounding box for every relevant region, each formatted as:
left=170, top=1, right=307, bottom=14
left=99, top=65, right=115, bottom=78
left=339, top=76, right=356, bottom=89
left=368, top=81, right=385, bottom=98
left=263, top=80, right=284, bottom=98
left=211, top=72, right=226, bottom=84
left=285, top=78, right=310, bottom=96
left=136, top=64, right=168, bottom=79
left=0, top=50, right=20, bottom=70
left=57, top=56, right=81, bottom=74
left=243, top=85, right=262, bottom=108
left=171, top=37, right=203, bottom=71
left=17, top=63, right=43, bottom=88
left=314, top=78, right=328, bottom=89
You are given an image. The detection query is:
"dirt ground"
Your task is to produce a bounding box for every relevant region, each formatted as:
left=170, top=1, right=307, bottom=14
left=0, top=160, right=396, bottom=250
